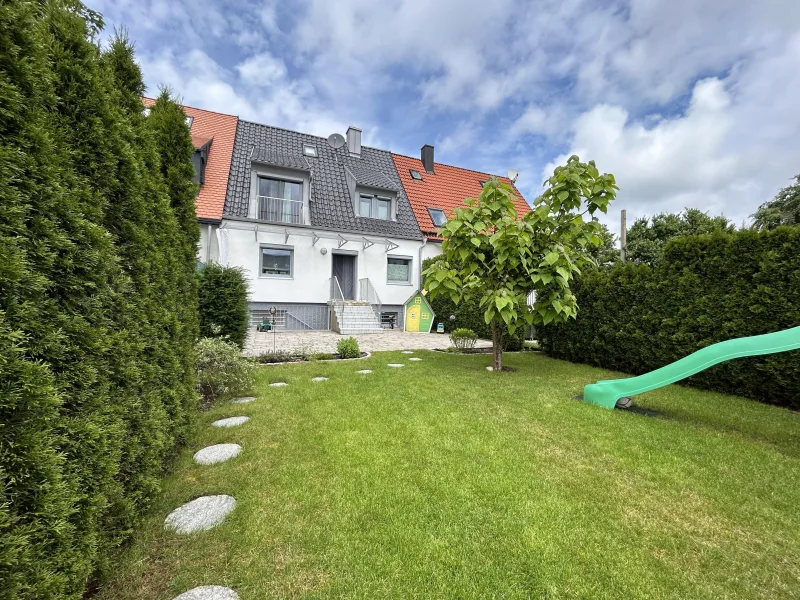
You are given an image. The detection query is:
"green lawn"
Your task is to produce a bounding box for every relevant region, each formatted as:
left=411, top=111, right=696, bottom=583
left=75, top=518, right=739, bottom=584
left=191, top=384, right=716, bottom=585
left=97, top=351, right=800, bottom=599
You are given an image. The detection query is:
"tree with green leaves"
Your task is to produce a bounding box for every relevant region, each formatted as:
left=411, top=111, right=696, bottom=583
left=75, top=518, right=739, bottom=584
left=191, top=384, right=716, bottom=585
left=752, top=174, right=800, bottom=230
left=423, top=155, right=617, bottom=371
left=626, top=208, right=734, bottom=266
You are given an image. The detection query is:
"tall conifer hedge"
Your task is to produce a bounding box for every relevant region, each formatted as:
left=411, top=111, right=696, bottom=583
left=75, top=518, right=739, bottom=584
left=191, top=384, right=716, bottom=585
left=0, top=3, right=199, bottom=597
left=538, top=227, right=800, bottom=408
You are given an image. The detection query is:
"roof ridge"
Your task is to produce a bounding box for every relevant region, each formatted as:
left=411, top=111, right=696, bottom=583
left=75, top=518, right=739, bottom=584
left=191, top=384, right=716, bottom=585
left=238, top=118, right=392, bottom=154
left=143, top=96, right=239, bottom=119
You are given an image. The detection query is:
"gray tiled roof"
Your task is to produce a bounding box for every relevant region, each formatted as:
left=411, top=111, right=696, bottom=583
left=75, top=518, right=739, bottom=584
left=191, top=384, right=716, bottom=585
left=225, top=120, right=422, bottom=239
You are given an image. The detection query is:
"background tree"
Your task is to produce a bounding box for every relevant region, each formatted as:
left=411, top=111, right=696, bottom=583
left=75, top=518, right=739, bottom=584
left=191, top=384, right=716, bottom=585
left=587, top=223, right=618, bottom=266
left=752, top=174, right=800, bottom=230
left=423, top=156, right=617, bottom=371
left=626, top=208, right=734, bottom=266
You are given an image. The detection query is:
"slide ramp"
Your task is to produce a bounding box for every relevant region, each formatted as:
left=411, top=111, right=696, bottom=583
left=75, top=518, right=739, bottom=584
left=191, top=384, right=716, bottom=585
left=583, top=326, right=800, bottom=409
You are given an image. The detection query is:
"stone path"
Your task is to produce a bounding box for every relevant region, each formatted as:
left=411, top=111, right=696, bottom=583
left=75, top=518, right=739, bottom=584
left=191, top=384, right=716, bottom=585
left=164, top=495, right=236, bottom=534
left=193, top=444, right=242, bottom=465
left=212, top=416, right=249, bottom=428
left=173, top=586, right=239, bottom=600
left=230, top=396, right=255, bottom=404
left=311, top=377, right=329, bottom=382
left=245, top=329, right=491, bottom=356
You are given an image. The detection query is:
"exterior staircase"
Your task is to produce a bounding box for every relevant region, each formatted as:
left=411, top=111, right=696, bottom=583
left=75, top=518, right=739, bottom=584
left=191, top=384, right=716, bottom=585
left=330, top=301, right=384, bottom=334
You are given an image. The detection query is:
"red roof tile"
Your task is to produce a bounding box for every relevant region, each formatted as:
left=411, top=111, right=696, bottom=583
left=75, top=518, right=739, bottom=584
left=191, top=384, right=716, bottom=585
left=143, top=97, right=238, bottom=221
left=391, top=153, right=531, bottom=239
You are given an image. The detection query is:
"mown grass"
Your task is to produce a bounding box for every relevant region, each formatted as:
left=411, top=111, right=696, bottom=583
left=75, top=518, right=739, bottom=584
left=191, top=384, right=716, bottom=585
left=96, top=351, right=800, bottom=599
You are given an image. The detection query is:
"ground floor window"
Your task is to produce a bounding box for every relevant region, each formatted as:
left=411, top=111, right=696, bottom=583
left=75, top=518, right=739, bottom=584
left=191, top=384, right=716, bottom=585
left=261, top=246, right=293, bottom=277
left=387, top=256, right=412, bottom=284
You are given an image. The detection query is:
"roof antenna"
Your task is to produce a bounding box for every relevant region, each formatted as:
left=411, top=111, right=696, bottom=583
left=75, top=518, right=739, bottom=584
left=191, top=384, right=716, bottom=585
left=327, top=133, right=345, bottom=164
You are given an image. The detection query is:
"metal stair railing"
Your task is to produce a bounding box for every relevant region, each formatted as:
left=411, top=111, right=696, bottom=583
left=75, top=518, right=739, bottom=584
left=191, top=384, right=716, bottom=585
left=330, top=276, right=345, bottom=331
left=358, top=278, right=383, bottom=325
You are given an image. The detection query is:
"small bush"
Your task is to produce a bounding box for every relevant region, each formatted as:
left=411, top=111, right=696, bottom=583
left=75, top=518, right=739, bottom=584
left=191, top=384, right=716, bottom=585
left=256, top=350, right=295, bottom=364
left=195, top=337, right=256, bottom=406
left=450, top=328, right=478, bottom=351
left=337, top=337, right=361, bottom=359
left=309, top=352, right=334, bottom=361
left=197, top=263, right=249, bottom=348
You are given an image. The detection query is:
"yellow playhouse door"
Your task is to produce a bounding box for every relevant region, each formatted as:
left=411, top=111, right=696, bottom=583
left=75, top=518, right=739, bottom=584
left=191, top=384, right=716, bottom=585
left=405, top=304, right=420, bottom=331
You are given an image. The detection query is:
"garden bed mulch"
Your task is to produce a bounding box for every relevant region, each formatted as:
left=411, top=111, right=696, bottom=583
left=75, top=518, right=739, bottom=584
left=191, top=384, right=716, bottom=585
left=256, top=352, right=371, bottom=365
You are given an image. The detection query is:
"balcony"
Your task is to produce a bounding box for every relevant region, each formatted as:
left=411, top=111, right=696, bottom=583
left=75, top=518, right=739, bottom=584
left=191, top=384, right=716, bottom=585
left=257, top=195, right=304, bottom=225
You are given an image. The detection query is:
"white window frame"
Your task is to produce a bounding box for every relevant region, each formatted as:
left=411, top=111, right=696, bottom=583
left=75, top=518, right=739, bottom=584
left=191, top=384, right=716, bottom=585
left=387, top=254, right=413, bottom=285
left=259, top=244, right=294, bottom=279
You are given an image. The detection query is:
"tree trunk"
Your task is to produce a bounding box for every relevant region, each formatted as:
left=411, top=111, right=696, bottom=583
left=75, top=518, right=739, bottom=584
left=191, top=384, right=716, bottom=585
left=491, top=319, right=503, bottom=371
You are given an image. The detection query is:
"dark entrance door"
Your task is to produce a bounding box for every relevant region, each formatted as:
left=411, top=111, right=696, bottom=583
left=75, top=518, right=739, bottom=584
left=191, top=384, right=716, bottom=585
left=332, top=254, right=356, bottom=300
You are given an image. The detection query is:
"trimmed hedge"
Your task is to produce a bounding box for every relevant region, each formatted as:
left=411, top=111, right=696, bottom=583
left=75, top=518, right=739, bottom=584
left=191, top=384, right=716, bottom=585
left=422, top=257, right=526, bottom=351
left=0, top=4, right=198, bottom=598
left=197, top=263, right=250, bottom=348
left=538, top=227, right=800, bottom=408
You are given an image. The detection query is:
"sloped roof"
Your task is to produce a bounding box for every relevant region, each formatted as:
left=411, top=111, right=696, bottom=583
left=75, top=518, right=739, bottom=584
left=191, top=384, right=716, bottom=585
left=225, top=120, right=422, bottom=239
left=143, top=98, right=238, bottom=222
left=392, top=153, right=531, bottom=239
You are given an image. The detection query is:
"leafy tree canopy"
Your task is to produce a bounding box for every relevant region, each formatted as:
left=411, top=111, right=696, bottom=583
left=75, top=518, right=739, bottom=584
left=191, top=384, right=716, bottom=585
left=626, top=208, right=734, bottom=267
left=752, top=174, right=800, bottom=230
left=423, top=155, right=617, bottom=370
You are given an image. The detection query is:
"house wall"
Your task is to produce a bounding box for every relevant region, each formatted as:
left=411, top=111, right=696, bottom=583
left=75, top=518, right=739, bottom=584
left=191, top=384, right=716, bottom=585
left=220, top=221, right=426, bottom=328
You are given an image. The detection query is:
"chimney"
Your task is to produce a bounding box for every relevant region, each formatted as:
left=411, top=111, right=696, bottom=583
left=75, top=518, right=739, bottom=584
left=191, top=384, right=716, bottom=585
left=346, top=125, right=362, bottom=157
left=421, top=144, right=434, bottom=173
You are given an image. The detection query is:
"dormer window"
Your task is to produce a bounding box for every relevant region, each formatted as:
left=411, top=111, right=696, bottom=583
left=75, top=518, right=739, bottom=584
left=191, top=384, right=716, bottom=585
left=359, top=194, right=392, bottom=220
left=302, top=144, right=317, bottom=157
left=410, top=169, right=423, bottom=180
left=428, top=207, right=447, bottom=227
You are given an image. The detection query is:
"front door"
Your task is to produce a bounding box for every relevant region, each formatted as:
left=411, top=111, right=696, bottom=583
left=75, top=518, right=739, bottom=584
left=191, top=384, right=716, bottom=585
left=332, top=254, right=356, bottom=300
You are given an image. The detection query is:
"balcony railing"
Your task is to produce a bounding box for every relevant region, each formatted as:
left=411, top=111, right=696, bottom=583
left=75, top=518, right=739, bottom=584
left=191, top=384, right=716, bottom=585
left=257, top=195, right=304, bottom=225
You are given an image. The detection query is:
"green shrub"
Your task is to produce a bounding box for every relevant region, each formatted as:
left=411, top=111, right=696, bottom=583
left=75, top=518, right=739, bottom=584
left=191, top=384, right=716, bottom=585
left=309, top=352, right=334, bottom=361
left=197, top=263, right=249, bottom=348
left=538, top=227, right=800, bottom=408
left=449, top=328, right=478, bottom=351
left=195, top=337, right=256, bottom=406
left=0, top=6, right=198, bottom=597
left=256, top=350, right=295, bottom=364
left=337, top=337, right=361, bottom=359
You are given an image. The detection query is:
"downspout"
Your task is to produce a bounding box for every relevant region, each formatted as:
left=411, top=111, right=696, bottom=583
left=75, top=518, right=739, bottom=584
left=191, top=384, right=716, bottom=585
left=418, top=236, right=427, bottom=289
left=205, top=224, right=212, bottom=264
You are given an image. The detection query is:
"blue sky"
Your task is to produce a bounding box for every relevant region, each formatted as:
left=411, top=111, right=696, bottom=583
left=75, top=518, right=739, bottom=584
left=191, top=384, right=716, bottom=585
left=94, top=0, right=800, bottom=233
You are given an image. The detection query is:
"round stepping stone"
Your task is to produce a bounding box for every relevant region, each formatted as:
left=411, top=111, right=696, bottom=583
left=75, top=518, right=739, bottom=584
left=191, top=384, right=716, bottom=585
left=357, top=369, right=372, bottom=374
left=269, top=382, right=288, bottom=387
left=311, top=377, right=329, bottom=382
left=401, top=351, right=414, bottom=354
left=164, top=495, right=236, bottom=534
left=408, top=357, right=422, bottom=361
left=387, top=363, right=404, bottom=368
left=211, top=416, right=249, bottom=428
left=230, top=396, right=255, bottom=404
left=193, top=443, right=242, bottom=465
left=172, top=586, right=240, bottom=600
left=486, top=366, right=494, bottom=371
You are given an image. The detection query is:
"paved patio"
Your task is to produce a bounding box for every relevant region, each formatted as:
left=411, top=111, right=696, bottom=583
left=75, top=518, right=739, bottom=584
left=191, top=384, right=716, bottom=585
left=244, top=329, right=492, bottom=356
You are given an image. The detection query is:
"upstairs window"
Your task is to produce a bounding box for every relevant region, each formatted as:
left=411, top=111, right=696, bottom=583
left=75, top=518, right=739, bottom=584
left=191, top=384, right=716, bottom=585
left=257, top=176, right=303, bottom=224
left=358, top=194, right=392, bottom=220
left=302, top=144, right=318, bottom=157
left=428, top=207, right=447, bottom=227
left=409, top=169, right=423, bottom=180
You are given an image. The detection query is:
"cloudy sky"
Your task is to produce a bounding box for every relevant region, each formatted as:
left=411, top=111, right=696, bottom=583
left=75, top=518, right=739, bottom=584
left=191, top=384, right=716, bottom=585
left=94, top=0, right=800, bottom=232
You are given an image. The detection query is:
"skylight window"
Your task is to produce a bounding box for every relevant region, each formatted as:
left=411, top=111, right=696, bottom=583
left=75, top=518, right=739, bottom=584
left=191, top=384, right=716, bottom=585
left=479, top=180, right=487, bottom=186
left=428, top=208, right=447, bottom=227
left=142, top=107, right=151, bottom=117
left=410, top=169, right=423, bottom=180
left=303, top=144, right=318, bottom=157
left=185, top=115, right=194, bottom=128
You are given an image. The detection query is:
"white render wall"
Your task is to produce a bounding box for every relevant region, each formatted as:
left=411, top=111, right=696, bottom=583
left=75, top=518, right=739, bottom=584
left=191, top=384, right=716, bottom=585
left=198, top=222, right=220, bottom=264
left=220, top=221, right=436, bottom=306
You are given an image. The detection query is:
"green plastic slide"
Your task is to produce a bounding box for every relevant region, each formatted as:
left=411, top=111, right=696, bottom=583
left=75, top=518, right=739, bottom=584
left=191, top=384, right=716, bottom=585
left=583, top=326, right=800, bottom=409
